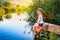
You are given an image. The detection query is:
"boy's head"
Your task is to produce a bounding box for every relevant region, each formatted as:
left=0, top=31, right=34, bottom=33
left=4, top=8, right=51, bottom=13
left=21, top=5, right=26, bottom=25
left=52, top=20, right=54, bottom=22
left=36, top=8, right=43, bottom=14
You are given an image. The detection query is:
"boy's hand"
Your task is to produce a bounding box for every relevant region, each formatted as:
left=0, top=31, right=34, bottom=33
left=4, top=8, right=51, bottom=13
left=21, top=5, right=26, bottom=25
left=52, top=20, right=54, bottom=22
left=36, top=20, right=39, bottom=23
left=36, top=20, right=41, bottom=23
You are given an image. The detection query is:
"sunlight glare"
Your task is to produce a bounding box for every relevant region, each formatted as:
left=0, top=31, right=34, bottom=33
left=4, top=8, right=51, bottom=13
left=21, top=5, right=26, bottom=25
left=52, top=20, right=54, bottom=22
left=8, top=0, right=33, bottom=7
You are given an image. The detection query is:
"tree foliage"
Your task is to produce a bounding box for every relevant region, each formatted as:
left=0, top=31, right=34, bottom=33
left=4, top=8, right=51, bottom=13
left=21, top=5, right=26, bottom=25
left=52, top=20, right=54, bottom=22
left=0, top=2, right=27, bottom=20
left=27, top=0, right=60, bottom=40
left=27, top=0, right=60, bottom=25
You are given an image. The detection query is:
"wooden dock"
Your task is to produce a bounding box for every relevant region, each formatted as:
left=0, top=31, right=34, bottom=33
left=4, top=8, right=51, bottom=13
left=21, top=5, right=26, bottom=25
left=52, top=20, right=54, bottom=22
left=45, top=23, right=60, bottom=35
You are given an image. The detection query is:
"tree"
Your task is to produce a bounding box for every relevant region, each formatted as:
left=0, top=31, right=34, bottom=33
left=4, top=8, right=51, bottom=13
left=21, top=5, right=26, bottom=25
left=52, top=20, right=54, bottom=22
left=0, top=7, right=5, bottom=21
left=20, top=6, right=26, bottom=13
left=27, top=0, right=60, bottom=40
left=3, top=2, right=11, bottom=7
left=4, top=12, right=12, bottom=19
left=15, top=4, right=21, bottom=15
left=27, top=0, right=60, bottom=25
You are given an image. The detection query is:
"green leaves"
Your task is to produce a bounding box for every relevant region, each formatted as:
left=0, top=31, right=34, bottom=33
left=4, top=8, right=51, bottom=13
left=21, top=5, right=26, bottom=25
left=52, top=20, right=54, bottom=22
left=0, top=2, right=28, bottom=21
left=4, top=12, right=12, bottom=19
left=0, top=7, right=5, bottom=21
left=27, top=0, right=60, bottom=25
left=54, top=14, right=60, bottom=22
left=42, top=31, right=60, bottom=40
left=3, top=2, right=11, bottom=7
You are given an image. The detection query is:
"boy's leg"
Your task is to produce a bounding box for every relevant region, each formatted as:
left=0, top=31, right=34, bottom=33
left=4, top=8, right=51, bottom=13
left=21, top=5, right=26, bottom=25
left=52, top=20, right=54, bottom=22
left=33, top=26, right=43, bottom=35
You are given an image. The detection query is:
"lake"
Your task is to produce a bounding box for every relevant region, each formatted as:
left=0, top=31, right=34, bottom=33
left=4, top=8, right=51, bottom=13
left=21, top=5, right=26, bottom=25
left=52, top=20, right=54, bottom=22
left=0, top=13, right=34, bottom=40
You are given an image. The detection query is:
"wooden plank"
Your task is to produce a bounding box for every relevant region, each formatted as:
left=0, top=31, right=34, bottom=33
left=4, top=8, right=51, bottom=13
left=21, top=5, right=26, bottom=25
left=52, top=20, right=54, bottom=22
left=47, top=23, right=60, bottom=35
left=33, top=23, right=60, bottom=35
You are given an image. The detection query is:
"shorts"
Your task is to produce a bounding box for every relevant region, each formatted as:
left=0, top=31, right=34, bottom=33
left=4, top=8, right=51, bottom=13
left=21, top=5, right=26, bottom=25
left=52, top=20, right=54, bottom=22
left=38, top=23, right=43, bottom=26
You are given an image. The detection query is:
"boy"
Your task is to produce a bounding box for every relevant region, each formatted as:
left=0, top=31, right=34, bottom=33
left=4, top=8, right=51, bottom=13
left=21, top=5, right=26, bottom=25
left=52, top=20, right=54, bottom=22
left=33, top=8, right=44, bottom=35
left=36, top=8, right=44, bottom=26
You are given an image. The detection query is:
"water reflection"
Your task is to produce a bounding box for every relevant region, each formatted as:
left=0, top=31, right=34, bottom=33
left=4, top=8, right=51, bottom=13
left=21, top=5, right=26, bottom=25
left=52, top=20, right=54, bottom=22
left=0, top=13, right=34, bottom=40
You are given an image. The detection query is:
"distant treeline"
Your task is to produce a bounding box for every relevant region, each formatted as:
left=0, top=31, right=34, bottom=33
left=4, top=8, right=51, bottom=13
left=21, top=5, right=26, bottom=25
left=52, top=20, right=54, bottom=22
left=0, top=2, right=28, bottom=20
left=0, top=0, right=60, bottom=25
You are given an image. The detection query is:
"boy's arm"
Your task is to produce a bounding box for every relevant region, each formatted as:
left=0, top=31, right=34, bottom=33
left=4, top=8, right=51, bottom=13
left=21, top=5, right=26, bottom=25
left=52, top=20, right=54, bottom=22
left=36, top=18, right=41, bottom=23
